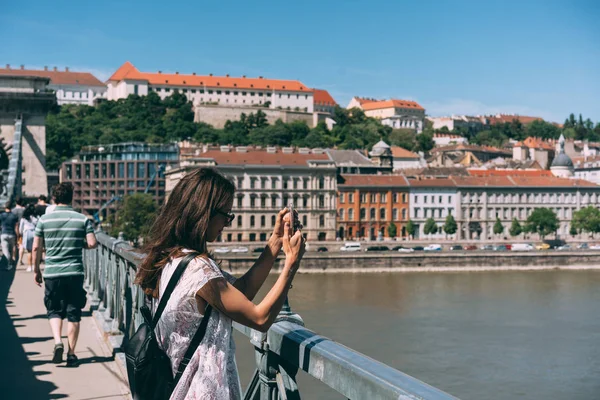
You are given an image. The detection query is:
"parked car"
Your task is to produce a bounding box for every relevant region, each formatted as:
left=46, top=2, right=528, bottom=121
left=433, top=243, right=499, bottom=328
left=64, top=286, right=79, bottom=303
left=230, top=246, right=249, bottom=253
left=577, top=243, right=589, bottom=249
left=450, top=245, right=463, bottom=251
left=365, top=246, right=390, bottom=252
left=511, top=243, right=534, bottom=252
left=463, top=245, right=478, bottom=251
left=393, top=246, right=414, bottom=253
left=412, top=246, right=425, bottom=251
left=494, top=244, right=508, bottom=251
left=481, top=244, right=495, bottom=251
left=424, top=244, right=442, bottom=251
left=590, top=244, right=600, bottom=250
left=317, top=247, right=329, bottom=252
left=340, top=242, right=362, bottom=252
left=213, top=247, right=231, bottom=254
left=505, top=244, right=512, bottom=251
left=557, top=244, right=572, bottom=251
left=536, top=243, right=550, bottom=250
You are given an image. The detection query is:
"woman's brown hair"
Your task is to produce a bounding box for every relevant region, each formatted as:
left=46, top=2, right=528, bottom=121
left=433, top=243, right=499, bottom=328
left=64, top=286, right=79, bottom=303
left=135, top=167, right=235, bottom=297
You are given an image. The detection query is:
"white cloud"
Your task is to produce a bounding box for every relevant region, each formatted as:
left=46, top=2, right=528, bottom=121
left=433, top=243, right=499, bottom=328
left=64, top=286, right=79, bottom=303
left=425, top=98, right=560, bottom=122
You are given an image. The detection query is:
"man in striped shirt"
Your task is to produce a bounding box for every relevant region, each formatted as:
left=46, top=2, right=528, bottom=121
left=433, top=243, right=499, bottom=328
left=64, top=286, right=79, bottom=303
left=33, top=183, right=97, bottom=367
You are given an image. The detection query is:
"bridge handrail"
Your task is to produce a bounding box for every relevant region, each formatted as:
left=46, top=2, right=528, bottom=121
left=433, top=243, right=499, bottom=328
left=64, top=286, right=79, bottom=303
left=86, top=231, right=458, bottom=400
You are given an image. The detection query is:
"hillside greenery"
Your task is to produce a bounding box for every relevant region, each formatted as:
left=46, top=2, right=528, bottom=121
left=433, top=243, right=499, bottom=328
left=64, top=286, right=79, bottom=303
left=46, top=91, right=600, bottom=170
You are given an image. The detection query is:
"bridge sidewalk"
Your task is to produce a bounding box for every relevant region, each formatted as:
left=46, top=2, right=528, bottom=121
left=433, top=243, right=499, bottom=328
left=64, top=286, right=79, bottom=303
left=1, top=263, right=131, bottom=400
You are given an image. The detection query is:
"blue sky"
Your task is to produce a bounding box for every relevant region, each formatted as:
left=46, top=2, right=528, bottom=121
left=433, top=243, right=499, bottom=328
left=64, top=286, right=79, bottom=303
left=1, top=0, right=598, bottom=123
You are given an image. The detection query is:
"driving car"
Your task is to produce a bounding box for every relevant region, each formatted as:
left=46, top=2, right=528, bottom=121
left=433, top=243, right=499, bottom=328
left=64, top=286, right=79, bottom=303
left=424, top=244, right=442, bottom=251
left=393, top=246, right=414, bottom=253
left=230, top=246, right=249, bottom=253
left=365, top=246, right=390, bottom=252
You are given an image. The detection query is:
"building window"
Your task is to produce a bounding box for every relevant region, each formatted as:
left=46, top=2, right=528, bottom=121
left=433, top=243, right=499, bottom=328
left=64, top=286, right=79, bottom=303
left=303, top=197, right=308, bottom=207
left=448, top=195, right=451, bottom=203
left=302, top=215, right=307, bottom=226
left=349, top=193, right=354, bottom=203
left=137, top=163, right=145, bottom=178
left=319, top=177, right=325, bottom=189
left=271, top=215, right=276, bottom=226
left=237, top=177, right=243, bottom=188
left=261, top=179, right=267, bottom=189
left=283, top=180, right=288, bottom=189
left=393, top=208, right=398, bottom=220
left=127, top=163, right=134, bottom=178
left=261, top=197, right=266, bottom=208
left=348, top=208, right=354, bottom=221
left=250, top=178, right=256, bottom=189
left=237, top=215, right=242, bottom=227
left=303, top=179, right=308, bottom=189
left=250, top=216, right=255, bottom=227
left=393, top=193, right=398, bottom=203
left=260, top=216, right=265, bottom=227
left=319, top=195, right=325, bottom=208
left=380, top=208, right=386, bottom=220
left=293, top=179, right=298, bottom=190
left=250, top=196, right=256, bottom=208
left=319, top=215, right=325, bottom=227
left=439, top=196, right=442, bottom=203
left=424, top=195, right=428, bottom=204
left=360, top=193, right=367, bottom=203
left=371, top=193, right=377, bottom=203
left=402, top=209, right=407, bottom=220
left=339, top=208, right=344, bottom=220
left=237, top=196, right=243, bottom=208
left=340, top=193, right=345, bottom=204
left=360, top=208, right=366, bottom=220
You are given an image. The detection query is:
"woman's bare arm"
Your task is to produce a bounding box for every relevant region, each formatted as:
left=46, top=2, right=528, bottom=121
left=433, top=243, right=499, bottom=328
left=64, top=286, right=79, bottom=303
left=234, top=209, right=288, bottom=300
left=199, top=224, right=305, bottom=332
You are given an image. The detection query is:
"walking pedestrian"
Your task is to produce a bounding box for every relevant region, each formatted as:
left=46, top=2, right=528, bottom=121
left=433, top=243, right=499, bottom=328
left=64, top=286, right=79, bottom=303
left=19, top=204, right=38, bottom=272
left=12, top=198, right=25, bottom=266
left=135, top=168, right=305, bottom=399
left=33, top=183, right=97, bottom=367
left=0, top=202, right=19, bottom=270
left=35, top=195, right=48, bottom=216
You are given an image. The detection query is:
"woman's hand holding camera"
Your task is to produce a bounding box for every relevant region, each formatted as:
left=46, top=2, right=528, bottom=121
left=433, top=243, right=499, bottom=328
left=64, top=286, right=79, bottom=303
left=282, top=220, right=305, bottom=273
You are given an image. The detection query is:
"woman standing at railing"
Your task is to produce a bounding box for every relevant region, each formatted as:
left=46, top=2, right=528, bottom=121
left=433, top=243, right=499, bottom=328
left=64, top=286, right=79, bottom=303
left=135, top=167, right=305, bottom=400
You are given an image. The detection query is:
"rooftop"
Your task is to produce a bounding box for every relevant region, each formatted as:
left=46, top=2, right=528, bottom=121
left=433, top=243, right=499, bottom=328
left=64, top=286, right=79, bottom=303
left=488, top=114, right=543, bottom=125
left=0, top=65, right=105, bottom=87
left=193, top=147, right=331, bottom=167
left=326, top=149, right=375, bottom=166
left=339, top=174, right=409, bottom=187
left=313, top=89, right=337, bottom=106
left=108, top=61, right=311, bottom=92
left=514, top=137, right=555, bottom=151
left=391, top=146, right=420, bottom=159
left=361, top=99, right=424, bottom=111
left=431, top=144, right=511, bottom=155
left=467, top=169, right=552, bottom=177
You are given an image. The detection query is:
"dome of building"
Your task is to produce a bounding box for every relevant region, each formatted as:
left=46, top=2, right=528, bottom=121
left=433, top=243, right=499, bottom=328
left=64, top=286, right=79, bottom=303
left=551, top=153, right=574, bottom=168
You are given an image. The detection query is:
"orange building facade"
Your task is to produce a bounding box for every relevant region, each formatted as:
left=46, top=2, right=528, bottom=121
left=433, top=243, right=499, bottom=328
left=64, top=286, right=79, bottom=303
left=336, top=175, right=410, bottom=240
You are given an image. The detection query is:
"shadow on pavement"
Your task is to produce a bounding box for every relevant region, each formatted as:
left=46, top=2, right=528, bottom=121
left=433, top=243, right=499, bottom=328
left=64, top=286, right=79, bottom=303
left=0, top=268, right=60, bottom=399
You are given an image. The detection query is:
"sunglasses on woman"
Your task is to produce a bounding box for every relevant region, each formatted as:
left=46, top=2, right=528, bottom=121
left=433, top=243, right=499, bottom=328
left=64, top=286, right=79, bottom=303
left=215, top=210, right=235, bottom=226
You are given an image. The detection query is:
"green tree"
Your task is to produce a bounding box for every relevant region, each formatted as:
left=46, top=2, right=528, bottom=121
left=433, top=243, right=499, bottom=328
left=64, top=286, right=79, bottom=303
left=387, top=222, right=397, bottom=238
left=405, top=219, right=416, bottom=239
left=509, top=218, right=522, bottom=237
left=569, top=224, right=578, bottom=237
left=524, top=208, right=559, bottom=239
left=109, top=193, right=158, bottom=246
left=443, top=214, right=457, bottom=236
left=571, top=206, right=600, bottom=238
left=414, top=132, right=434, bottom=153
left=424, top=218, right=438, bottom=236
left=493, top=217, right=504, bottom=235
left=388, top=129, right=415, bottom=150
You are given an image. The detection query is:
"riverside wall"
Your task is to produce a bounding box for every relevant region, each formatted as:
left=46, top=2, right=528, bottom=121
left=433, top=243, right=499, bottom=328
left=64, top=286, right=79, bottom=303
left=216, top=251, right=600, bottom=274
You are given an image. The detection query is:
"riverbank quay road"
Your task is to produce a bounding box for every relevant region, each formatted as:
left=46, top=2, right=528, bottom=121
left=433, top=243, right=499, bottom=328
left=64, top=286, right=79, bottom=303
left=0, top=262, right=130, bottom=400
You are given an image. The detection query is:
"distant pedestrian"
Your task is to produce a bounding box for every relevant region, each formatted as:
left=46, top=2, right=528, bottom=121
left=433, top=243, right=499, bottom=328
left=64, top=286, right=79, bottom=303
left=33, top=183, right=97, bottom=367
left=35, top=195, right=48, bottom=217
left=12, top=198, right=25, bottom=265
left=0, top=202, right=19, bottom=270
left=19, top=204, right=38, bottom=272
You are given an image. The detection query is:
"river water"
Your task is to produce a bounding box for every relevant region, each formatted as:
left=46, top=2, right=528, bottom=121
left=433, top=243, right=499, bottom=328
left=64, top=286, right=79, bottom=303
left=234, top=270, right=600, bottom=399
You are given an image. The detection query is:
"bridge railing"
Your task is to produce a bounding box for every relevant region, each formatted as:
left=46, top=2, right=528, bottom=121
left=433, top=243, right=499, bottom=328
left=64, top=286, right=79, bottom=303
left=84, top=231, right=458, bottom=400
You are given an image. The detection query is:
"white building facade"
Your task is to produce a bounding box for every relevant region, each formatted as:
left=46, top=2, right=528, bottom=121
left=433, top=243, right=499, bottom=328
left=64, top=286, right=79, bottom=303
left=408, top=179, right=459, bottom=239
left=0, top=65, right=106, bottom=106
left=107, top=62, right=314, bottom=112
left=165, top=146, right=337, bottom=242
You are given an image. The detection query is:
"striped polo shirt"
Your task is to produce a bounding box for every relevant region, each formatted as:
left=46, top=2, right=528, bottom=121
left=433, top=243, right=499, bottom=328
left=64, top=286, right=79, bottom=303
left=34, top=205, right=94, bottom=278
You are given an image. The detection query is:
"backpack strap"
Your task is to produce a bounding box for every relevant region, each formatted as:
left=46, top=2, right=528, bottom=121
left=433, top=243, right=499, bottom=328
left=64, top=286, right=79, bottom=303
left=173, top=304, right=213, bottom=386
left=151, top=252, right=199, bottom=328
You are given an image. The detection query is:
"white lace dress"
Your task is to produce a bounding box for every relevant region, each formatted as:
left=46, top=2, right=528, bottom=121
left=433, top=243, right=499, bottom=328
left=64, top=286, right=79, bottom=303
left=155, top=254, right=243, bottom=400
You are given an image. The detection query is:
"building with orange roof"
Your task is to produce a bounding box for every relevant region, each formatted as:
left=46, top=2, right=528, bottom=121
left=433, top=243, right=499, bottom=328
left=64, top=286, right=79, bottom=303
left=165, top=144, right=337, bottom=242
left=0, top=64, right=106, bottom=105
left=390, top=146, right=424, bottom=170
left=407, top=178, right=459, bottom=240
left=428, top=115, right=486, bottom=132
left=512, top=136, right=557, bottom=169
left=107, top=61, right=316, bottom=112
left=313, top=89, right=337, bottom=115
left=347, top=96, right=426, bottom=133
left=487, top=114, right=543, bottom=125
left=337, top=174, right=410, bottom=240
left=429, top=144, right=512, bottom=168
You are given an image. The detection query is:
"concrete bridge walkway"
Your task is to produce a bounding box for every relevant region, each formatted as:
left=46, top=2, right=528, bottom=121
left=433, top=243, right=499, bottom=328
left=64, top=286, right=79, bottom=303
left=1, top=263, right=131, bottom=400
